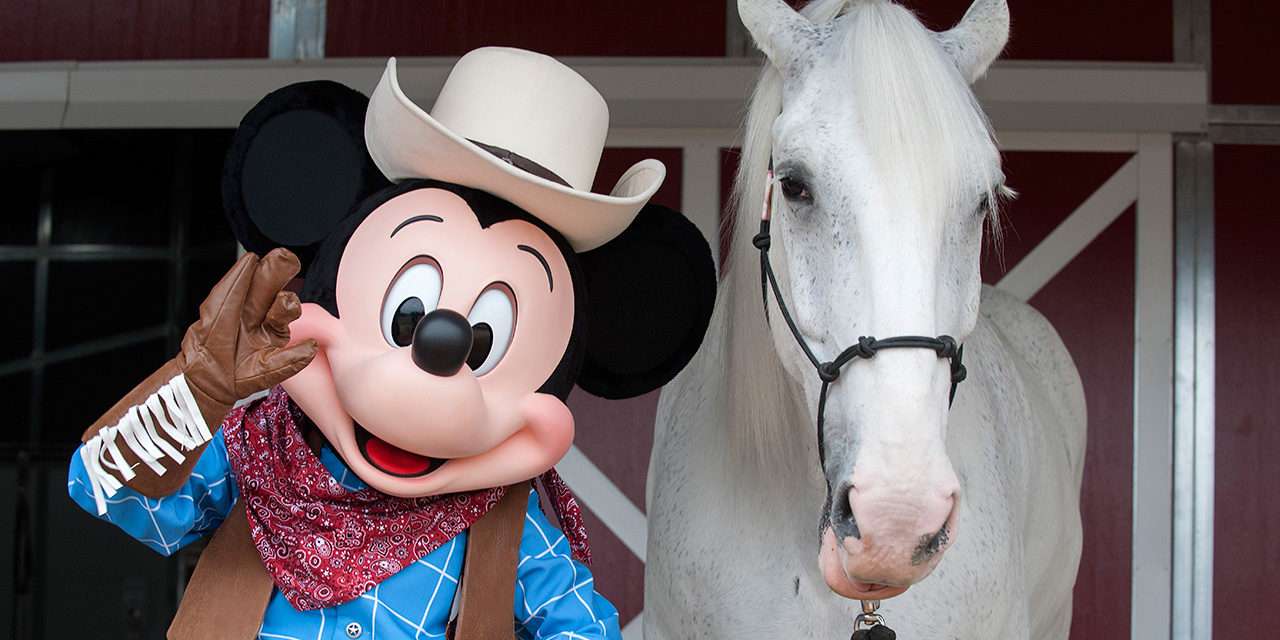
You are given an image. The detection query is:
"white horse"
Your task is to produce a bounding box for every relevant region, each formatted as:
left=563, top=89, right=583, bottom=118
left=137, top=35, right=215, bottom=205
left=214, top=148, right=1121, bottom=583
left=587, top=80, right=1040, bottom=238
left=646, top=0, right=1086, bottom=637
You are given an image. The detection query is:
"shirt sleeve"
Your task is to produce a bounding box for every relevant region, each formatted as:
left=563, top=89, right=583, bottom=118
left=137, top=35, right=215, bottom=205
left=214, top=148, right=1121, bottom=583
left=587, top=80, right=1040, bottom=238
left=513, top=489, right=622, bottom=639
left=67, top=431, right=238, bottom=557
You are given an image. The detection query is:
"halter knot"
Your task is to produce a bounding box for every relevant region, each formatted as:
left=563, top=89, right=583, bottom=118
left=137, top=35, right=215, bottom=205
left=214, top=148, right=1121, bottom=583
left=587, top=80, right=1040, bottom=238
left=817, top=362, right=842, bottom=383
left=951, top=362, right=968, bottom=384
left=752, top=231, right=771, bottom=250
left=854, top=336, right=878, bottom=358
left=936, top=335, right=959, bottom=358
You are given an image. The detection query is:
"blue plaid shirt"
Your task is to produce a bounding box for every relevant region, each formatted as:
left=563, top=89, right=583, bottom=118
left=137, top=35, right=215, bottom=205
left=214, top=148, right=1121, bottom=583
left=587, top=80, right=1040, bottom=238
left=68, top=432, right=621, bottom=639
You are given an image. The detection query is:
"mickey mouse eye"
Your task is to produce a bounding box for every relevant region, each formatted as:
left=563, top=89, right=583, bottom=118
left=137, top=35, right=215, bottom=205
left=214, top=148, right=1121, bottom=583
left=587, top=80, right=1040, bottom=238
left=465, top=285, right=516, bottom=376
left=381, top=259, right=442, bottom=347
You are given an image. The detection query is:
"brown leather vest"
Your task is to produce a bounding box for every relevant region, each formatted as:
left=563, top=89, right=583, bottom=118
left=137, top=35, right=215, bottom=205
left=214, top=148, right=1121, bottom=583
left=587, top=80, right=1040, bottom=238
left=167, top=483, right=530, bottom=640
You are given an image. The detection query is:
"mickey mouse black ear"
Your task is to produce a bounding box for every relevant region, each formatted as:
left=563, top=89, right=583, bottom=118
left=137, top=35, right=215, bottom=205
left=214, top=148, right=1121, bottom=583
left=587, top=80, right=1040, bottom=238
left=576, top=204, right=717, bottom=400
left=222, top=80, right=389, bottom=272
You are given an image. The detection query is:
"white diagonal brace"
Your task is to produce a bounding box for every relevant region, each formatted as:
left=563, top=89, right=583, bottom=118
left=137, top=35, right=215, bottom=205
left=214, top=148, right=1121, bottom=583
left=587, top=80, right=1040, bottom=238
left=997, top=156, right=1139, bottom=300
left=555, top=445, right=648, bottom=561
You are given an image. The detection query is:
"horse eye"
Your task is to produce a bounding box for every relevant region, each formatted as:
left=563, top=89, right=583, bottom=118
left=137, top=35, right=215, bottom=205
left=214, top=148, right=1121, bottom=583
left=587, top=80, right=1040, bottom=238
left=779, top=176, right=812, bottom=203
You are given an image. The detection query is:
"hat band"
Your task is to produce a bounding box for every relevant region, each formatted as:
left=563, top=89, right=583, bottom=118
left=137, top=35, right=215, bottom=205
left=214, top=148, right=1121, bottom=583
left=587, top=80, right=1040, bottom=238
left=469, top=139, right=572, bottom=189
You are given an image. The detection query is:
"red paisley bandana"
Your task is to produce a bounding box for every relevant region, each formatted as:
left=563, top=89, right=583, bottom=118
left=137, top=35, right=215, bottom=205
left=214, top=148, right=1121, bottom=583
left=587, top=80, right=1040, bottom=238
left=222, top=387, right=590, bottom=611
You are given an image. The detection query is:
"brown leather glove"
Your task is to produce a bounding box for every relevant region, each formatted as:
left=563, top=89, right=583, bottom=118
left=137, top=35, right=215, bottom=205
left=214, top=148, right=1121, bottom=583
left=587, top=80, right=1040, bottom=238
left=80, top=249, right=317, bottom=502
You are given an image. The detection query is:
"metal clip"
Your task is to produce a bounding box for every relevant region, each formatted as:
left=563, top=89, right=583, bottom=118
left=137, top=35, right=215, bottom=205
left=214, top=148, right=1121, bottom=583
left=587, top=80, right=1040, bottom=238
left=854, top=613, right=885, bottom=629
left=855, top=600, right=884, bottom=629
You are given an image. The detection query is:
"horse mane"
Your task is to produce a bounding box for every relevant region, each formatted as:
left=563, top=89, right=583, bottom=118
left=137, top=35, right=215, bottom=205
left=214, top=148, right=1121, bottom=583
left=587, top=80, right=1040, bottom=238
left=717, top=0, right=1004, bottom=468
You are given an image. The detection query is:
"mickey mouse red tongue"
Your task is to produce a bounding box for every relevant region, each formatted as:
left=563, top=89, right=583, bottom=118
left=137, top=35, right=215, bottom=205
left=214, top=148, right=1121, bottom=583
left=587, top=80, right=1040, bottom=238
left=356, top=424, right=446, bottom=477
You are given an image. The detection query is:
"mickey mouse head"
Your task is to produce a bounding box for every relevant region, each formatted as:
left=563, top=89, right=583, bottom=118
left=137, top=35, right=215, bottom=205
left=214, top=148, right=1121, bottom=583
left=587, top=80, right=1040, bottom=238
left=222, top=77, right=715, bottom=498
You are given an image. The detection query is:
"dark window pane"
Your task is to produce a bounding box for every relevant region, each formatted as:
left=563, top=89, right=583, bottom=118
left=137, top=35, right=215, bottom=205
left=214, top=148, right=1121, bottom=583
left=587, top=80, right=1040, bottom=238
left=0, top=373, right=32, bottom=445
left=180, top=253, right=237, bottom=327
left=41, top=339, right=167, bottom=444
left=0, top=463, right=12, bottom=637
left=47, top=261, right=169, bottom=351
left=44, top=463, right=179, bottom=639
left=186, top=194, right=235, bottom=249
left=0, top=167, right=40, bottom=244
left=0, top=262, right=34, bottom=361
left=187, top=130, right=237, bottom=248
left=51, top=131, right=175, bottom=246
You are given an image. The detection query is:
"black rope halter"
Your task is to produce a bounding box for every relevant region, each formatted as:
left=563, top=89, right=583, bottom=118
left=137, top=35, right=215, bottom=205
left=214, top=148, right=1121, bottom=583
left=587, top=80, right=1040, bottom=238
left=752, top=172, right=968, bottom=476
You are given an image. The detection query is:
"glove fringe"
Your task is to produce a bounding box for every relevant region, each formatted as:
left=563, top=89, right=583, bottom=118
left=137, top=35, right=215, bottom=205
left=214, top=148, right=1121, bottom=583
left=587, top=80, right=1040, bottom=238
left=80, top=373, right=211, bottom=515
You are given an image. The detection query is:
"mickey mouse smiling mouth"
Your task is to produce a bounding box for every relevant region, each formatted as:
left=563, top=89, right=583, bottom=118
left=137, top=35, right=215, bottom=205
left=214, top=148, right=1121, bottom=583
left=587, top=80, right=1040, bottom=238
left=353, top=421, right=449, bottom=478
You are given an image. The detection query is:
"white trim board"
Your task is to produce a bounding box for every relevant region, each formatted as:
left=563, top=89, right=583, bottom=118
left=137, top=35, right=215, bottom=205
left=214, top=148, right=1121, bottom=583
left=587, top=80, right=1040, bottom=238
left=998, top=131, right=1141, bottom=152
left=1130, top=134, right=1176, bottom=640
left=609, top=130, right=1144, bottom=153
left=0, top=59, right=1206, bottom=133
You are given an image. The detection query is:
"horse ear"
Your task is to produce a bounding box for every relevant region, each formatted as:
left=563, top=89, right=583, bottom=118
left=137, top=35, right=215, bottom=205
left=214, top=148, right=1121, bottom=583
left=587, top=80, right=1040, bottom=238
left=935, top=0, right=1010, bottom=83
left=737, top=0, right=816, bottom=69
left=222, top=80, right=389, bottom=272
left=575, top=204, right=717, bottom=400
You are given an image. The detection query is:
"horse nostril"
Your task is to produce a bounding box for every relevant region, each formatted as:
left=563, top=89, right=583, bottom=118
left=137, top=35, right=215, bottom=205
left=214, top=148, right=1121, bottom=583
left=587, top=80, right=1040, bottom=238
left=830, top=483, right=861, bottom=540
left=411, top=309, right=473, bottom=376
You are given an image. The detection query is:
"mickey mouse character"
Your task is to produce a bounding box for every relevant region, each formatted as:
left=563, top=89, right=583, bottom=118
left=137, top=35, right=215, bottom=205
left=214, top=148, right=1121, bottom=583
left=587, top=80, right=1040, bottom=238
left=68, top=47, right=715, bottom=639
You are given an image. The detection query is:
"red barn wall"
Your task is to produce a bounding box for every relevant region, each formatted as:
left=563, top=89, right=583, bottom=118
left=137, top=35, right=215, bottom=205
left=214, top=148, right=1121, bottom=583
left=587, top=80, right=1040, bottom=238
left=2, top=0, right=1279, bottom=635
left=0, top=0, right=1180, bottom=63
left=325, top=0, right=726, bottom=58
left=1212, top=0, right=1280, bottom=104
left=1213, top=144, right=1280, bottom=636
left=0, top=0, right=268, bottom=62
left=909, top=0, right=1173, bottom=62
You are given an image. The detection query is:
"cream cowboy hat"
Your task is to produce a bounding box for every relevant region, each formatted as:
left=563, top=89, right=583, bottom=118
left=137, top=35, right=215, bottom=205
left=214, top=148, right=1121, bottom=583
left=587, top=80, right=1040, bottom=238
left=364, top=47, right=666, bottom=252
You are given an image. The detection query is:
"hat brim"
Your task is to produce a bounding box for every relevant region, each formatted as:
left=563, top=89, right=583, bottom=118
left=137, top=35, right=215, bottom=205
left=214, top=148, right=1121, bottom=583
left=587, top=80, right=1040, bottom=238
left=364, top=58, right=666, bottom=252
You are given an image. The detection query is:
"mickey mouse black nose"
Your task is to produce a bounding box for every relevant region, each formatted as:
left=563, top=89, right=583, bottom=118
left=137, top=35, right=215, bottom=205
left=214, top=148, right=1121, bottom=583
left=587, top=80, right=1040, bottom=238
left=412, top=309, right=473, bottom=377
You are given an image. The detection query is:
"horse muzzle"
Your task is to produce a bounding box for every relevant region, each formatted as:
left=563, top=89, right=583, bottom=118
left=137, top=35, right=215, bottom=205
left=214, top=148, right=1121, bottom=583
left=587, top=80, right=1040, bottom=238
left=819, top=475, right=960, bottom=598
